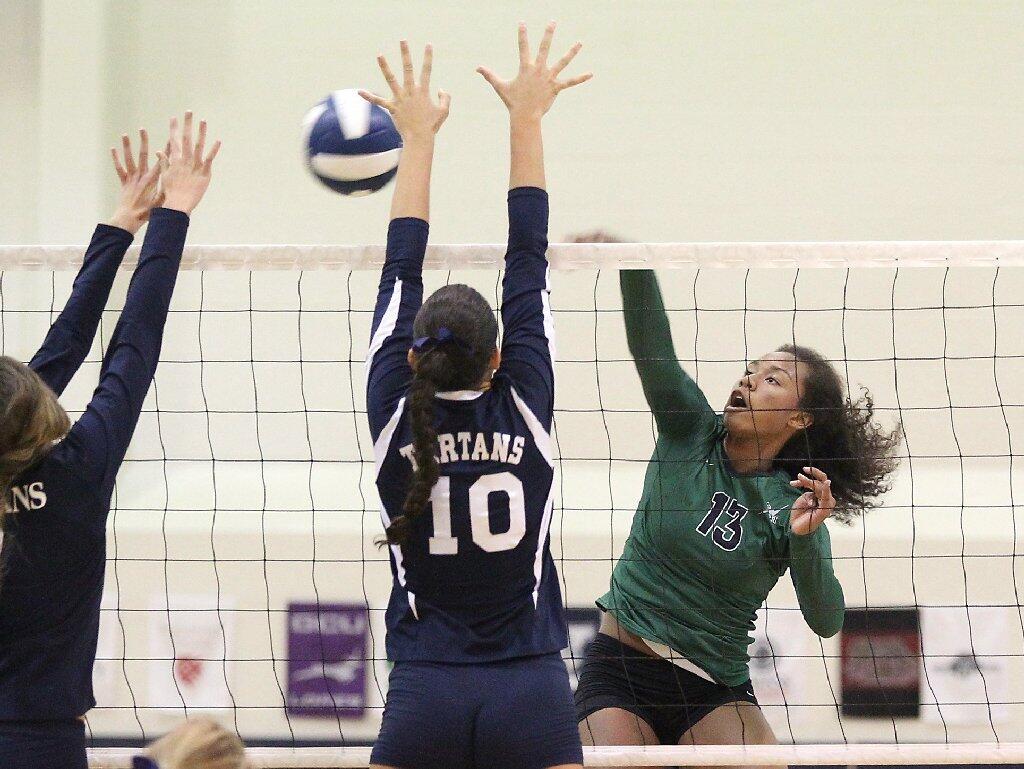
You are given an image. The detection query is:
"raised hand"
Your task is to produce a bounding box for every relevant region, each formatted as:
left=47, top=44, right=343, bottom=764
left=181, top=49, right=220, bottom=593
left=789, top=466, right=836, bottom=536
left=477, top=21, right=592, bottom=120
left=108, top=129, right=163, bottom=234
left=157, top=111, right=221, bottom=215
left=359, top=42, right=451, bottom=141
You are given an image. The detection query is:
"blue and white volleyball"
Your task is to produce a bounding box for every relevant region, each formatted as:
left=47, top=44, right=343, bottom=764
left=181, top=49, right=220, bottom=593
left=302, top=89, right=402, bottom=196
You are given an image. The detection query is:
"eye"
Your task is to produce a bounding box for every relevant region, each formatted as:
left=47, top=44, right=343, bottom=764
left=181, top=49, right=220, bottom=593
left=766, top=376, right=778, bottom=385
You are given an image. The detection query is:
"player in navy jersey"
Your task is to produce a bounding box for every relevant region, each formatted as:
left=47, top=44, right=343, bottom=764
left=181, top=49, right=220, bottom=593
left=0, top=113, right=220, bottom=769
left=360, top=24, right=590, bottom=769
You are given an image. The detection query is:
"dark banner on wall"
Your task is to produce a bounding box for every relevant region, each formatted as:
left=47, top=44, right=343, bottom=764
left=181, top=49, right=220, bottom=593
left=287, top=603, right=368, bottom=718
left=841, top=607, right=920, bottom=718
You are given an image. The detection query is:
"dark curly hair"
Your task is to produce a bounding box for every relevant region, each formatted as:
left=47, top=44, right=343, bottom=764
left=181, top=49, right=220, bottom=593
left=773, top=344, right=902, bottom=523
left=379, top=284, right=498, bottom=547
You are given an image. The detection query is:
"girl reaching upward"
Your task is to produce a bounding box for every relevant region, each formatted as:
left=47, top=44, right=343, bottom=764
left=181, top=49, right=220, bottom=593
left=363, top=24, right=590, bottom=769
left=0, top=114, right=220, bottom=769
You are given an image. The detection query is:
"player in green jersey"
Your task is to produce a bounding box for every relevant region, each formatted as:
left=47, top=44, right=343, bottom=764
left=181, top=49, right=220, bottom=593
left=569, top=234, right=901, bottom=765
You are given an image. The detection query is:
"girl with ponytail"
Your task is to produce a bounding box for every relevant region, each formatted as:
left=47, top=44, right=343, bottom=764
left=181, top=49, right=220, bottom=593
left=362, top=25, right=591, bottom=769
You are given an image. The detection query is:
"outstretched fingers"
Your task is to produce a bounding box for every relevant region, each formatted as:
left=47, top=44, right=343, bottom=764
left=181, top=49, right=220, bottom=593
left=378, top=55, right=401, bottom=98
left=111, top=146, right=128, bottom=183
left=400, top=40, right=415, bottom=91
left=168, top=115, right=182, bottom=161
left=121, top=134, right=137, bottom=176
left=535, top=21, right=555, bottom=66
left=137, top=128, right=149, bottom=174
left=551, top=41, right=583, bottom=78
left=181, top=110, right=194, bottom=160
left=202, top=139, right=222, bottom=173
left=358, top=90, right=392, bottom=111
left=476, top=66, right=503, bottom=91
left=556, top=71, right=593, bottom=92
left=517, top=22, right=530, bottom=67
left=420, top=44, right=433, bottom=92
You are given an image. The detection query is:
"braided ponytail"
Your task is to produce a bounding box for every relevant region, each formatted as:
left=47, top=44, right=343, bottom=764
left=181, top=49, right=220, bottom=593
left=378, top=285, right=497, bottom=547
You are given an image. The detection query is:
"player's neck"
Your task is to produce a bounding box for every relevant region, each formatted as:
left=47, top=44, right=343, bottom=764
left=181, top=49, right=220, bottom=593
left=722, top=432, right=782, bottom=474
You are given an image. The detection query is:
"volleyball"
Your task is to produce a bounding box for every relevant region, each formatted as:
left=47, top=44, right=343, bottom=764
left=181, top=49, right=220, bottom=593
left=302, top=89, right=402, bottom=196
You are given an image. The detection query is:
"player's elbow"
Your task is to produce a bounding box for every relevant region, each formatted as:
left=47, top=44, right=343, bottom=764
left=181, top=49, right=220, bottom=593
left=813, top=614, right=844, bottom=638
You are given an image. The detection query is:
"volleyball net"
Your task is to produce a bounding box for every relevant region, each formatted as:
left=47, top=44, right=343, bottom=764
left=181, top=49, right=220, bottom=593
left=1, top=240, right=1022, bottom=766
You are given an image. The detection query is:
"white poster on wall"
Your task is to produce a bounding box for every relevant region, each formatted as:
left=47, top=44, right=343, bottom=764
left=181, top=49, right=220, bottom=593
left=750, top=607, right=809, bottom=711
left=921, top=606, right=1011, bottom=725
left=93, top=589, right=122, bottom=706
left=148, top=594, right=234, bottom=712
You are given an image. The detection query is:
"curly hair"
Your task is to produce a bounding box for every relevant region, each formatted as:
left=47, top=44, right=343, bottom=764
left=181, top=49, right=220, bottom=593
left=379, top=284, right=498, bottom=547
left=773, top=344, right=902, bottom=523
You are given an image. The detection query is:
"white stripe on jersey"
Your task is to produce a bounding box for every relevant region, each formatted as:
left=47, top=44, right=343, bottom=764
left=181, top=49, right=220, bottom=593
left=510, top=386, right=553, bottom=467
left=365, top=278, right=403, bottom=387
left=373, top=396, right=418, bottom=619
left=510, top=386, right=556, bottom=606
left=541, top=266, right=556, bottom=365
left=531, top=485, right=556, bottom=607
left=374, top=396, right=407, bottom=471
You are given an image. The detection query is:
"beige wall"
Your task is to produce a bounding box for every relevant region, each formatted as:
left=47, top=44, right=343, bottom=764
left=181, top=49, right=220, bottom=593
left=3, top=0, right=1024, bottom=245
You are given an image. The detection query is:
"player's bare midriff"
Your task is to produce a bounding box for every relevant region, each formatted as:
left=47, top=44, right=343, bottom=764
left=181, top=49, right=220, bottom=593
left=598, top=611, right=660, bottom=658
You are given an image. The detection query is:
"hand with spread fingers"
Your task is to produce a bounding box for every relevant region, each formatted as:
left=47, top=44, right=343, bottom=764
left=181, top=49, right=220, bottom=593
left=359, top=41, right=451, bottom=141
left=789, top=465, right=836, bottom=536
left=108, top=129, right=163, bottom=234
left=477, top=21, right=592, bottom=120
left=157, top=111, right=221, bottom=215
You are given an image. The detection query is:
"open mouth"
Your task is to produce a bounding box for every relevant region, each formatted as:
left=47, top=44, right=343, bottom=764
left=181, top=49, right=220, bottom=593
left=725, top=390, right=748, bottom=411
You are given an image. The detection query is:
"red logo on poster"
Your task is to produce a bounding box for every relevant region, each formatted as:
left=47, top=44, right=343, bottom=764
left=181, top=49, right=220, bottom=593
left=175, top=657, right=203, bottom=688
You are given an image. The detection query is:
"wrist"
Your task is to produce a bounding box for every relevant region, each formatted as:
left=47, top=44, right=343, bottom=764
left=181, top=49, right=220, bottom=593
left=161, top=196, right=195, bottom=215
left=400, top=133, right=436, bottom=150
left=106, top=210, right=144, bottom=235
left=509, top=111, right=543, bottom=129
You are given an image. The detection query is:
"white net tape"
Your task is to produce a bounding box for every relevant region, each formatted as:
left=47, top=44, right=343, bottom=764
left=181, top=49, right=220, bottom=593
left=86, top=742, right=1024, bottom=767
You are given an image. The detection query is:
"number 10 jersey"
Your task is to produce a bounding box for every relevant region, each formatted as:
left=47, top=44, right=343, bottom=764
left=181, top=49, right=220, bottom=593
left=366, top=189, right=568, bottom=664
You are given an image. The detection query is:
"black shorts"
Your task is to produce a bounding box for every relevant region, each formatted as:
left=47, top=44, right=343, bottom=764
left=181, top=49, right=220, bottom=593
left=574, top=633, right=758, bottom=745
left=0, top=720, right=87, bottom=769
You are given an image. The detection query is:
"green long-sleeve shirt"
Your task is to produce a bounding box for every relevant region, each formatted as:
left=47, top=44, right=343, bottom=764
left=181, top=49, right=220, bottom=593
left=597, top=269, right=845, bottom=686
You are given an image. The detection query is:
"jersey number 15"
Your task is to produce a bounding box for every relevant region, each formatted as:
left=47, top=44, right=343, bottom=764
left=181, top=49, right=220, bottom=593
left=427, top=473, right=527, bottom=555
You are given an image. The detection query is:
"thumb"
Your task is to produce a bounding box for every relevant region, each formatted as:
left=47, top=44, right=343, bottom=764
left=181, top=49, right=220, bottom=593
left=476, top=66, right=502, bottom=90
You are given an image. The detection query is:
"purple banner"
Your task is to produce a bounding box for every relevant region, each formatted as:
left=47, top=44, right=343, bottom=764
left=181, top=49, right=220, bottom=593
left=287, top=603, right=368, bottom=718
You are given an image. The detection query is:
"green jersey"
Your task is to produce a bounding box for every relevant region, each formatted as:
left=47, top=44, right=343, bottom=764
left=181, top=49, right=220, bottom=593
left=598, top=270, right=845, bottom=687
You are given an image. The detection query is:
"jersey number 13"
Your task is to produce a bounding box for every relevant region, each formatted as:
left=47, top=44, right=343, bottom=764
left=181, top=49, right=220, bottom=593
left=696, top=491, right=749, bottom=552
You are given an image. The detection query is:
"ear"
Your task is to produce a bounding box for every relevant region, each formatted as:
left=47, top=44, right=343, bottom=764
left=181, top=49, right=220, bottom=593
left=789, top=410, right=813, bottom=431
left=489, top=348, right=501, bottom=372
left=407, top=348, right=416, bottom=370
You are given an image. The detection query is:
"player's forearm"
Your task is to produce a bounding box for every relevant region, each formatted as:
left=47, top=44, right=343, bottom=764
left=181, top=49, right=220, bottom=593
left=29, top=224, right=133, bottom=395
left=790, top=530, right=846, bottom=637
left=509, top=115, right=545, bottom=191
left=621, top=270, right=686, bottom=388
left=389, top=136, right=435, bottom=222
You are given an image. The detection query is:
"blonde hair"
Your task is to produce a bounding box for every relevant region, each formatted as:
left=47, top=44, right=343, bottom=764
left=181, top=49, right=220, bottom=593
left=0, top=356, right=69, bottom=522
left=146, top=718, right=247, bottom=769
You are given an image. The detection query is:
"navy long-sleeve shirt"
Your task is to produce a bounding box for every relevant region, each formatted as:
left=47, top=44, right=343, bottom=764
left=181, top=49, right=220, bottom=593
left=0, top=208, right=189, bottom=720
left=367, top=187, right=567, bottom=663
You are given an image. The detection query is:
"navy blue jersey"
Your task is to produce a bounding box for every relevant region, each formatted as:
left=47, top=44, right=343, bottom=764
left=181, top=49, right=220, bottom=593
left=367, top=187, right=566, bottom=663
left=0, top=208, right=188, bottom=720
